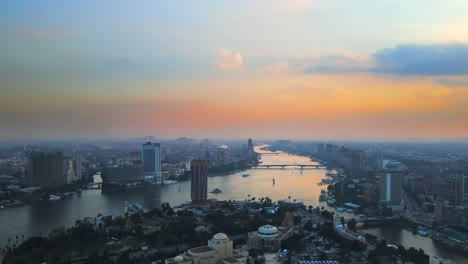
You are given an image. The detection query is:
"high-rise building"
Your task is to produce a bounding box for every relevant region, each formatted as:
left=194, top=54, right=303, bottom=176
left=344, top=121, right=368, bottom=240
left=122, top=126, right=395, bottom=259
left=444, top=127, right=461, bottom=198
left=445, top=174, right=465, bottom=206
left=190, top=160, right=208, bottom=203
left=74, top=153, right=82, bottom=181
left=30, top=151, right=64, bottom=190
left=142, top=142, right=161, bottom=177
left=379, top=160, right=403, bottom=206
left=248, top=138, right=254, bottom=152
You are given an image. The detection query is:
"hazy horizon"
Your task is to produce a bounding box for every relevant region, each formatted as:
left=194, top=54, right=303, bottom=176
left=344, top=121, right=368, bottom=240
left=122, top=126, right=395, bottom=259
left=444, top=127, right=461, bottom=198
left=1, top=1, right=468, bottom=140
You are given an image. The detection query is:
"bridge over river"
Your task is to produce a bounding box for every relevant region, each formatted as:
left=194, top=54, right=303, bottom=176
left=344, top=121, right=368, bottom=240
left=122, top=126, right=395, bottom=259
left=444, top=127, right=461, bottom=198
left=254, top=164, right=327, bottom=169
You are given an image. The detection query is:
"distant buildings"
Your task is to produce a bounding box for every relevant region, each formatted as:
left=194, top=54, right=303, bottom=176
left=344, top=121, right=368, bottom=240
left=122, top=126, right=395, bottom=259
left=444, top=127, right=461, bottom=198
left=30, top=151, right=64, bottom=190
left=379, top=160, right=403, bottom=207
left=191, top=160, right=208, bottom=204
left=142, top=142, right=162, bottom=179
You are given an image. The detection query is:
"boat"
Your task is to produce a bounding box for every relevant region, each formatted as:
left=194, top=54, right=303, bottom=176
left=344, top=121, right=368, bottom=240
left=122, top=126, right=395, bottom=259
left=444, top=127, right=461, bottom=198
left=210, top=188, right=222, bottom=194
left=49, top=195, right=61, bottom=201
left=418, top=226, right=429, bottom=237
left=162, top=180, right=178, bottom=185
left=242, top=173, right=250, bottom=177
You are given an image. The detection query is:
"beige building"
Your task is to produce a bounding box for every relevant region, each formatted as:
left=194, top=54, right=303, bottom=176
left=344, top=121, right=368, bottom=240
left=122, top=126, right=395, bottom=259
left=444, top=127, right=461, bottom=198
left=247, top=225, right=293, bottom=252
left=165, top=233, right=248, bottom=264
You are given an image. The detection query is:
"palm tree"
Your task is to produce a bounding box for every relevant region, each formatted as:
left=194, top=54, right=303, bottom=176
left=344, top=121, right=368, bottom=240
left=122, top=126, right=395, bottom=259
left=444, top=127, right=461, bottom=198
left=288, top=195, right=291, bottom=203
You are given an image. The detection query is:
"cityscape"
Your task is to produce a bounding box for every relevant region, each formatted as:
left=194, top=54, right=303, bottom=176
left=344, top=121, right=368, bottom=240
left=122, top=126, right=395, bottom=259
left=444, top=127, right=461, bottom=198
left=1, top=1, right=468, bottom=264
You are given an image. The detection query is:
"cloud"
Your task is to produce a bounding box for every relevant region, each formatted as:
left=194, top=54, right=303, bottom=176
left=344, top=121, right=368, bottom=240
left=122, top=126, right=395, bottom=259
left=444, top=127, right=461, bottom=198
left=260, top=61, right=289, bottom=73
left=372, top=43, right=468, bottom=75
left=300, top=50, right=374, bottom=74
left=299, top=44, right=468, bottom=77
left=432, top=76, right=468, bottom=87
left=214, top=49, right=243, bottom=71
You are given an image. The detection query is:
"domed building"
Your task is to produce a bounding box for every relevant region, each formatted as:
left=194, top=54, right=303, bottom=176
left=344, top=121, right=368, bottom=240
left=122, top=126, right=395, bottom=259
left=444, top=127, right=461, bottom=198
left=247, top=224, right=293, bottom=252
left=165, top=233, right=248, bottom=264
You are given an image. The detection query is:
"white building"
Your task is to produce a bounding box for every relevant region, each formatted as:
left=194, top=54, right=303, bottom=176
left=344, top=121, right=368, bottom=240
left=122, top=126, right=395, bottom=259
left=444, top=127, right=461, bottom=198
left=165, top=233, right=248, bottom=264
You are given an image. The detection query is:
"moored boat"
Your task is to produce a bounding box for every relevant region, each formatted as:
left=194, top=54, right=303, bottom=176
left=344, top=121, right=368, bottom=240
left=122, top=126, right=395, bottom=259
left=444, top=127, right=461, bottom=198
left=49, top=195, right=61, bottom=201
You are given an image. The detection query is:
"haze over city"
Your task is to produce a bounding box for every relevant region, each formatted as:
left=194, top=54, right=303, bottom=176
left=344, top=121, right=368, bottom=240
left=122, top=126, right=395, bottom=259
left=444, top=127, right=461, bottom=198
left=1, top=0, right=468, bottom=141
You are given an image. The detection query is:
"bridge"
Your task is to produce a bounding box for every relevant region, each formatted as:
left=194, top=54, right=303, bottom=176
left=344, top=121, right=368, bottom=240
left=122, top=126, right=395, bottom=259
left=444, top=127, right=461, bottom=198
left=254, top=164, right=326, bottom=169
left=84, top=182, right=102, bottom=189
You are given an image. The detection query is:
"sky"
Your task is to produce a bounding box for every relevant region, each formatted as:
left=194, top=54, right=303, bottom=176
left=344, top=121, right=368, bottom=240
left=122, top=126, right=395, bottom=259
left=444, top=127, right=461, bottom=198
left=1, top=0, right=468, bottom=141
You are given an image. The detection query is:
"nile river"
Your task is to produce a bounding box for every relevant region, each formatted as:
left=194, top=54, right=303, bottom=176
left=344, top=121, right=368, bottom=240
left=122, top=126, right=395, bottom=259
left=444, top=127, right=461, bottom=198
left=0, top=145, right=466, bottom=262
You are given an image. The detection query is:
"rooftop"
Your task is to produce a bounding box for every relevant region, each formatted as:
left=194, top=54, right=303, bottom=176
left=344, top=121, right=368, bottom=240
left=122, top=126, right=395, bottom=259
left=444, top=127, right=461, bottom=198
left=189, top=246, right=215, bottom=254
left=223, top=257, right=240, bottom=264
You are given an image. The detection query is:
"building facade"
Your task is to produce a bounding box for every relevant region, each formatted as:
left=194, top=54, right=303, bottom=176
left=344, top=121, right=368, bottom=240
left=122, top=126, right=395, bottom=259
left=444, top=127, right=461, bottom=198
left=247, top=225, right=293, bottom=252
left=445, top=174, right=464, bottom=206
left=191, top=160, right=208, bottom=203
left=142, top=142, right=161, bottom=177
left=165, top=233, right=248, bottom=264
left=379, top=160, right=403, bottom=206
left=101, top=165, right=144, bottom=183
left=30, top=151, right=64, bottom=189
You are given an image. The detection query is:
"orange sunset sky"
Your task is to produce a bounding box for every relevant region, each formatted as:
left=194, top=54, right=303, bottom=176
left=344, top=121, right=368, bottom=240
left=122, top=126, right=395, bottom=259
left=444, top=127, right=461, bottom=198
left=1, top=1, right=467, bottom=140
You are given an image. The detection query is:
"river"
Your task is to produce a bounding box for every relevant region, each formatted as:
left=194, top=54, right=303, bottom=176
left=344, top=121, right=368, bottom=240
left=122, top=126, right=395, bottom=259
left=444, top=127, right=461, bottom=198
left=0, top=145, right=466, bottom=262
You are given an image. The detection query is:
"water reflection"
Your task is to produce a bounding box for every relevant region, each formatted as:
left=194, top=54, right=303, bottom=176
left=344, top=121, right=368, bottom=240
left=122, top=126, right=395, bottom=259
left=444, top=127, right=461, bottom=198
left=364, top=224, right=468, bottom=262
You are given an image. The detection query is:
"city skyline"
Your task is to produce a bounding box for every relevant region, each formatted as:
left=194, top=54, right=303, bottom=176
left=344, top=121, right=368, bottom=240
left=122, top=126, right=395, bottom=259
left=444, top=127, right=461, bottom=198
left=1, top=1, right=468, bottom=140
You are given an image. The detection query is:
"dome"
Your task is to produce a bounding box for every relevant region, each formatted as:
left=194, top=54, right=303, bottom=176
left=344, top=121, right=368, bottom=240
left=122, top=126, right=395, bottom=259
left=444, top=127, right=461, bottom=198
left=173, top=256, right=184, bottom=263
left=213, top=233, right=228, bottom=240
left=257, top=225, right=279, bottom=238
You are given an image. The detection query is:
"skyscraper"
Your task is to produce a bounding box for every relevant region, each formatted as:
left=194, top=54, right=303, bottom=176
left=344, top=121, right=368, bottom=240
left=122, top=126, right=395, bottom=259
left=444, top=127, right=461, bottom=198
left=445, top=174, right=465, bottom=206
left=30, top=151, right=64, bottom=190
left=74, top=153, right=82, bottom=181
left=142, top=142, right=161, bottom=177
left=191, top=160, right=208, bottom=203
left=248, top=138, right=254, bottom=152
left=379, top=160, right=403, bottom=206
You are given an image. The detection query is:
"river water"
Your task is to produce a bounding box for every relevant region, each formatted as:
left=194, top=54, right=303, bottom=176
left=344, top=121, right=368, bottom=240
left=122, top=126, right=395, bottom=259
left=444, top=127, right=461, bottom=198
left=0, top=145, right=465, bottom=262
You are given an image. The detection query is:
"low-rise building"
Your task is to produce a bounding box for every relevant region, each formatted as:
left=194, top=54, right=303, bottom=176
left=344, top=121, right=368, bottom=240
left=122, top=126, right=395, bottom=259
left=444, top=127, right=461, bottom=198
left=165, top=233, right=248, bottom=264
left=247, top=225, right=294, bottom=252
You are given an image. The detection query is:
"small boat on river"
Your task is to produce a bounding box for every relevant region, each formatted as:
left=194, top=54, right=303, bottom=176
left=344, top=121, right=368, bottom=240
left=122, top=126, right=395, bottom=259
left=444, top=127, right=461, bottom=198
left=210, top=188, right=222, bottom=194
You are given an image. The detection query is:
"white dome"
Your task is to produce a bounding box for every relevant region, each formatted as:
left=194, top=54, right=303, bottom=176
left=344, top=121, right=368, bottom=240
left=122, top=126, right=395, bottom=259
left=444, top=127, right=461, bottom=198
left=173, top=256, right=184, bottom=263
left=257, top=225, right=279, bottom=238
left=213, top=233, right=228, bottom=240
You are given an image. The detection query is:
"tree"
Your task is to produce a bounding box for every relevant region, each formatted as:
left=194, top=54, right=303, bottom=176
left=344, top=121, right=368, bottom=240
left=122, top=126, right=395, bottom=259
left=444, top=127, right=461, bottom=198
left=347, top=218, right=357, bottom=231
